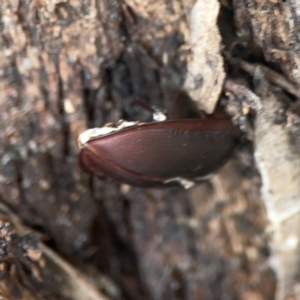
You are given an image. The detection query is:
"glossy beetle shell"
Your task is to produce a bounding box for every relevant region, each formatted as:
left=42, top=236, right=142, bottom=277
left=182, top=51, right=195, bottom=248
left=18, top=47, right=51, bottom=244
left=78, top=119, right=241, bottom=187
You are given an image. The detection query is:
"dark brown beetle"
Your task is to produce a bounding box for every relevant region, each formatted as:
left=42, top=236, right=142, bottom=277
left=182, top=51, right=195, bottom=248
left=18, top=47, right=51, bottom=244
left=78, top=118, right=241, bottom=188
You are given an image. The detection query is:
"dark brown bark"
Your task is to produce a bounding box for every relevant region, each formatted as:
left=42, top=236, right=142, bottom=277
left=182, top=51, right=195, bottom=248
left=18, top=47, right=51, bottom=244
left=2, top=0, right=299, bottom=299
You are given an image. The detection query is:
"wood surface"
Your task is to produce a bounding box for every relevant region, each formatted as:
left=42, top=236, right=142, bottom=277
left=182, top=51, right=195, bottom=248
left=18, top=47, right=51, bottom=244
left=1, top=1, right=299, bottom=299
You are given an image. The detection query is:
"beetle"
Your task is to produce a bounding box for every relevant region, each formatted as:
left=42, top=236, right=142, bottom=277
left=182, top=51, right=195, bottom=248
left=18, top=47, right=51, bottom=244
left=78, top=118, right=241, bottom=188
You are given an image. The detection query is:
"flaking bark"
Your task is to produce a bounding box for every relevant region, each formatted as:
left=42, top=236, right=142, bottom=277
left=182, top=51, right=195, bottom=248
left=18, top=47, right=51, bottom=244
left=2, top=0, right=299, bottom=299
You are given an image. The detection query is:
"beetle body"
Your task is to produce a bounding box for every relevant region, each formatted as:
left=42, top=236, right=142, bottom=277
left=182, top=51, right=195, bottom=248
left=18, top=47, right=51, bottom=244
left=78, top=119, right=241, bottom=188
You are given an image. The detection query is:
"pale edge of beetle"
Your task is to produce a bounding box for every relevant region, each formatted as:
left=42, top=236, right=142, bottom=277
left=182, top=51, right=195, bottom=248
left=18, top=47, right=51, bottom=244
left=77, top=120, right=198, bottom=189
left=78, top=120, right=139, bottom=147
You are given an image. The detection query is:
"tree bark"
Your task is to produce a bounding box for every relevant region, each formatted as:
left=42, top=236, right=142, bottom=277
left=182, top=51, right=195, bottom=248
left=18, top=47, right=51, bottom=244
left=1, top=0, right=299, bottom=299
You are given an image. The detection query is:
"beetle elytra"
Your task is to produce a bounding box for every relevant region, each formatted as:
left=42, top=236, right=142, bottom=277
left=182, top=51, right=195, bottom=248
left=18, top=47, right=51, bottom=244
left=78, top=118, right=241, bottom=188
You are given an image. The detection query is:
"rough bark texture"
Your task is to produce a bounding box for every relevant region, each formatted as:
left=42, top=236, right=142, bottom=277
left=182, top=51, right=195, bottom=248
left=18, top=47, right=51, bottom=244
left=1, top=0, right=299, bottom=299
left=232, top=1, right=300, bottom=299
left=184, top=0, right=225, bottom=114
